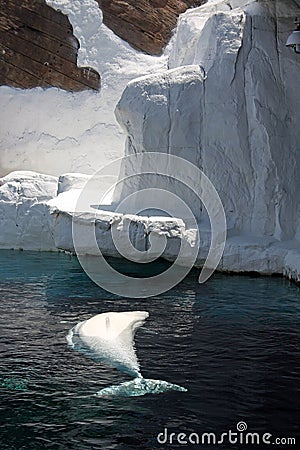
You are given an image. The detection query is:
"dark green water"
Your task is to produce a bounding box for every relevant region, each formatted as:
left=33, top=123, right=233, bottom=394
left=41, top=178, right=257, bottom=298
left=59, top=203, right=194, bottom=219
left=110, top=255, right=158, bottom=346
left=0, top=250, right=299, bottom=449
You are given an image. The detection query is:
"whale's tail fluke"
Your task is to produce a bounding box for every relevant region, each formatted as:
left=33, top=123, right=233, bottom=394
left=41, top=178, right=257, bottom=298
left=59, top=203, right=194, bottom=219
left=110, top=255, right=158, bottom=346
left=96, top=377, right=187, bottom=398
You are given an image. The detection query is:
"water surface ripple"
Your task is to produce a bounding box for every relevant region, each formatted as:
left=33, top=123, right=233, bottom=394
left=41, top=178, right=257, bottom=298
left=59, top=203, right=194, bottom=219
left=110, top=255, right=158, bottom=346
left=0, top=251, right=299, bottom=449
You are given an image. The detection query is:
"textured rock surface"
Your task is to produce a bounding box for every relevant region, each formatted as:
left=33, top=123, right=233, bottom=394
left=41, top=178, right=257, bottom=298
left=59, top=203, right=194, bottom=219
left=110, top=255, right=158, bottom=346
left=0, top=0, right=100, bottom=91
left=0, top=169, right=299, bottom=283
left=96, top=0, right=206, bottom=55
left=0, top=171, right=58, bottom=250
left=115, top=65, right=206, bottom=222
left=50, top=203, right=197, bottom=263
left=0, top=0, right=167, bottom=176
left=116, top=0, right=300, bottom=242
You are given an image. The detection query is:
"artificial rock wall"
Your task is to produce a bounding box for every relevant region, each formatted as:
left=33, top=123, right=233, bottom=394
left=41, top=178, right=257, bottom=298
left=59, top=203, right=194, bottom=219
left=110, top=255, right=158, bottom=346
left=116, top=0, right=300, bottom=242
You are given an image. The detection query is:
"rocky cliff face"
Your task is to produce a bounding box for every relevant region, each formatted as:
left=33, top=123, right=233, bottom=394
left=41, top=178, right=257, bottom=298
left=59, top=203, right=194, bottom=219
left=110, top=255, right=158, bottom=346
left=0, top=0, right=167, bottom=177
left=114, top=0, right=300, bottom=278
left=116, top=0, right=300, bottom=242
left=0, top=0, right=100, bottom=90
left=96, top=0, right=206, bottom=54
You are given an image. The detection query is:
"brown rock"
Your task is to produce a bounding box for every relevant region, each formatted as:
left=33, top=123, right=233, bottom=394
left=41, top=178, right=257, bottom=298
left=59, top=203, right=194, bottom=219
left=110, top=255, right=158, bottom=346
left=97, top=0, right=206, bottom=55
left=0, top=0, right=100, bottom=91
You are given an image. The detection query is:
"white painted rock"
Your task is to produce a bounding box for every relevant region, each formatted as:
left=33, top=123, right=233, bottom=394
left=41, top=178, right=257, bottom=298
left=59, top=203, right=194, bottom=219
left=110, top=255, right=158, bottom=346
left=114, top=0, right=300, bottom=281
left=0, top=171, right=58, bottom=251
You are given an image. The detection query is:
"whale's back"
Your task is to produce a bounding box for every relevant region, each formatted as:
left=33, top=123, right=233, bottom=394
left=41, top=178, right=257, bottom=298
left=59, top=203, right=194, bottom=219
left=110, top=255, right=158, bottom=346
left=66, top=311, right=149, bottom=376
left=77, top=311, right=149, bottom=340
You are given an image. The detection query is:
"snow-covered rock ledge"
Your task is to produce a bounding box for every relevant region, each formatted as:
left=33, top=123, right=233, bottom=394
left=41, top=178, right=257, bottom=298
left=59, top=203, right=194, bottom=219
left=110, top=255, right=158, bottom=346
left=0, top=171, right=299, bottom=285
left=0, top=172, right=58, bottom=251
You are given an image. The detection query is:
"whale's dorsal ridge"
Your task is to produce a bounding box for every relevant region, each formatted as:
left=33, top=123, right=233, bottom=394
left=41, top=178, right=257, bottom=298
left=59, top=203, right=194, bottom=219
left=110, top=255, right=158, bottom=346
left=105, top=316, right=110, bottom=332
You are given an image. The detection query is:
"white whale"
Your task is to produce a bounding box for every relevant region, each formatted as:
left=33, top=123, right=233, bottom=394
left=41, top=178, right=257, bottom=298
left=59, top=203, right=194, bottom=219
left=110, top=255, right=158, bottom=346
left=97, top=377, right=187, bottom=397
left=67, top=311, right=148, bottom=377
left=66, top=311, right=187, bottom=397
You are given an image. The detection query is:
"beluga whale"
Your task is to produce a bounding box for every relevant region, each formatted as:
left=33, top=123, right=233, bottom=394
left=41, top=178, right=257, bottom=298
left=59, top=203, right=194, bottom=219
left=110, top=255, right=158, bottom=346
left=66, top=311, right=187, bottom=397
